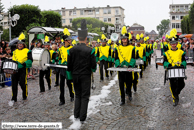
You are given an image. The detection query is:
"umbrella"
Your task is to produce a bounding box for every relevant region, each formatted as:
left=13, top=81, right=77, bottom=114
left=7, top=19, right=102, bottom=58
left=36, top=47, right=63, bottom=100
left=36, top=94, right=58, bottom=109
left=87, top=36, right=93, bottom=38
left=9, top=37, right=19, bottom=47
left=184, top=34, right=193, bottom=38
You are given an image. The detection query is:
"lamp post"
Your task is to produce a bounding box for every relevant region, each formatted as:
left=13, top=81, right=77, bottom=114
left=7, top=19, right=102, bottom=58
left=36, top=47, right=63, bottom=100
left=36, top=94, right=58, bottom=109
left=0, top=31, right=3, bottom=41
left=0, top=12, right=20, bottom=42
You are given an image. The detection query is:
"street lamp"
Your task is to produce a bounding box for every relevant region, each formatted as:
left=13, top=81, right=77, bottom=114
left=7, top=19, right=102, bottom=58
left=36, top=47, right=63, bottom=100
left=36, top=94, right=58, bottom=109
left=0, top=12, right=20, bottom=42
left=8, top=12, right=20, bottom=42
left=101, top=27, right=105, bottom=33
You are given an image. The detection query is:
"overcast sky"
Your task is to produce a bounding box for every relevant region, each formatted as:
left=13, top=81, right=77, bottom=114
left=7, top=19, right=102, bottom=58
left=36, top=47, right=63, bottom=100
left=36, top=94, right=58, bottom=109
left=2, top=0, right=194, bottom=33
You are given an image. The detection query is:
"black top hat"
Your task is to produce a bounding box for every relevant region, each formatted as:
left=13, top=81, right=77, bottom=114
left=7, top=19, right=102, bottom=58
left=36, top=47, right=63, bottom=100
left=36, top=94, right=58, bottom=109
left=78, top=19, right=88, bottom=38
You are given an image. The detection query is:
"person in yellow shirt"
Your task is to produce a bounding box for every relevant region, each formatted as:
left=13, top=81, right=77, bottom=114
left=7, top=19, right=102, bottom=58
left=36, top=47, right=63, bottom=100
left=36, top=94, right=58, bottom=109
left=58, top=28, right=74, bottom=106
left=96, top=34, right=112, bottom=81
left=163, top=35, right=186, bottom=106
left=11, top=33, right=33, bottom=102
left=115, top=26, right=136, bottom=105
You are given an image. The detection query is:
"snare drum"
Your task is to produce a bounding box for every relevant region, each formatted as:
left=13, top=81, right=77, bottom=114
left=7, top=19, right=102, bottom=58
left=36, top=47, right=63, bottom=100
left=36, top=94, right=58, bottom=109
left=2, top=60, right=18, bottom=74
left=155, top=57, right=163, bottom=66
left=167, top=67, right=186, bottom=79
left=136, top=59, right=144, bottom=65
left=32, top=48, right=50, bottom=70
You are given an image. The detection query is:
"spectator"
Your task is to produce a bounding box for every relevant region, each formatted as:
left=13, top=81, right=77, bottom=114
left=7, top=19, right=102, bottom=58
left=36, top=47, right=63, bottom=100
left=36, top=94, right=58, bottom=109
left=30, top=41, right=36, bottom=50
left=36, top=40, right=42, bottom=48
left=5, top=47, right=12, bottom=59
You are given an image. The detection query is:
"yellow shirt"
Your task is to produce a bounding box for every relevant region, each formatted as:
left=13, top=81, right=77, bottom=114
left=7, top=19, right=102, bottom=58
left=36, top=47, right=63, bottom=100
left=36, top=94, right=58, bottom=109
left=164, top=49, right=184, bottom=67
left=99, top=46, right=110, bottom=58
left=59, top=46, right=73, bottom=64
left=116, top=45, right=134, bottom=64
left=12, top=48, right=29, bottom=64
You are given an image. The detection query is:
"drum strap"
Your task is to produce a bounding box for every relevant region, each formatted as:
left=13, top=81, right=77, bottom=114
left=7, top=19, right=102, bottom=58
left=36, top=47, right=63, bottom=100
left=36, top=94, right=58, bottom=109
left=118, top=46, right=128, bottom=62
left=166, top=51, right=180, bottom=66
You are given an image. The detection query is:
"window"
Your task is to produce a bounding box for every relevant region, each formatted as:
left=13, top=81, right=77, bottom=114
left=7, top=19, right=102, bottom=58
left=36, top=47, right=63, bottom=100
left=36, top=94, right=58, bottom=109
left=80, top=10, right=84, bottom=15
left=69, top=11, right=72, bottom=16
left=180, top=16, right=184, bottom=19
left=172, top=16, right=175, bottom=20
left=62, top=11, right=65, bottom=16
left=104, top=18, right=107, bottom=22
left=108, top=18, right=111, bottom=22
left=116, top=18, right=120, bottom=23
left=172, top=6, right=175, bottom=12
left=115, top=8, right=119, bottom=15
left=95, top=9, right=99, bottom=14
left=69, top=18, right=72, bottom=23
left=103, top=9, right=107, bottom=14
left=176, top=15, right=179, bottom=20
left=180, top=6, right=184, bottom=12
left=62, top=19, right=65, bottom=23
left=88, top=10, right=93, bottom=15
left=176, top=23, right=181, bottom=28
left=176, top=6, right=179, bottom=11
left=108, top=9, right=111, bottom=14
left=58, top=11, right=62, bottom=15
left=185, top=6, right=188, bottom=11
left=172, top=23, right=175, bottom=28
left=73, top=10, right=76, bottom=15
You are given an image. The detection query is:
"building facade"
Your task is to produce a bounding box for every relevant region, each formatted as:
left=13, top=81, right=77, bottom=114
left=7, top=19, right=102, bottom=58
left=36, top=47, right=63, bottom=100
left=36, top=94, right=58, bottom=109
left=53, top=5, right=125, bottom=32
left=127, top=23, right=145, bottom=36
left=169, top=4, right=191, bottom=34
left=145, top=30, right=158, bottom=40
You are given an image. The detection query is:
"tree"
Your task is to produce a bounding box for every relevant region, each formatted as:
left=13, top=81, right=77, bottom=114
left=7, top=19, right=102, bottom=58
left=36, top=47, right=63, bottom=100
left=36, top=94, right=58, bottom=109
left=157, top=19, right=170, bottom=38
left=189, top=2, right=194, bottom=33
left=1, top=29, right=9, bottom=41
left=9, top=4, right=42, bottom=37
left=181, top=15, right=191, bottom=34
left=0, top=0, right=4, bottom=13
left=41, top=11, right=62, bottom=28
left=72, top=17, right=115, bottom=40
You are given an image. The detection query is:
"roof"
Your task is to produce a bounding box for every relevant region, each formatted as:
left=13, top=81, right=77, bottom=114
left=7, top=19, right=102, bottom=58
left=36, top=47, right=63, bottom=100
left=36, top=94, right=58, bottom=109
left=149, top=30, right=158, bottom=35
left=27, top=27, right=74, bottom=34
left=131, top=23, right=144, bottom=27
left=55, top=6, right=125, bottom=11
left=169, top=4, right=191, bottom=8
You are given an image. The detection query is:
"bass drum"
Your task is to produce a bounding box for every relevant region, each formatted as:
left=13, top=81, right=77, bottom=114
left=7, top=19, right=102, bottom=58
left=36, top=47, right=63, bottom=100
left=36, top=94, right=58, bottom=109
left=32, top=48, right=50, bottom=70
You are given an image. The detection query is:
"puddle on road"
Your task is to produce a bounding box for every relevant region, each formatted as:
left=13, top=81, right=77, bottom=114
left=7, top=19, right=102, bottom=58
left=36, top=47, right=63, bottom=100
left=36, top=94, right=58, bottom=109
left=152, top=88, right=161, bottom=91
left=182, top=102, right=191, bottom=108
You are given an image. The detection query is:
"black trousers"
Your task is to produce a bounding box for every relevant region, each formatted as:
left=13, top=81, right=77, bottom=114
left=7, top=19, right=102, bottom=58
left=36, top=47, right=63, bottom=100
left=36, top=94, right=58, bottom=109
left=59, top=74, right=74, bottom=103
left=133, top=72, right=139, bottom=91
left=100, top=60, right=109, bottom=80
left=108, top=62, right=114, bottom=76
left=0, top=73, right=5, bottom=87
left=144, top=57, right=147, bottom=70
left=118, top=72, right=132, bottom=102
left=169, top=78, right=185, bottom=102
left=11, top=68, right=28, bottom=101
left=73, top=74, right=91, bottom=121
left=139, top=65, right=143, bottom=78
left=39, top=69, right=51, bottom=92
left=55, top=71, right=60, bottom=85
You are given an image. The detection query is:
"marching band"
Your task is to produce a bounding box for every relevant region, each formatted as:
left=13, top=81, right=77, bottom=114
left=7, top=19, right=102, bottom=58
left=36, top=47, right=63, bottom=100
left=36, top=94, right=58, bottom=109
left=1, top=19, right=189, bottom=123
